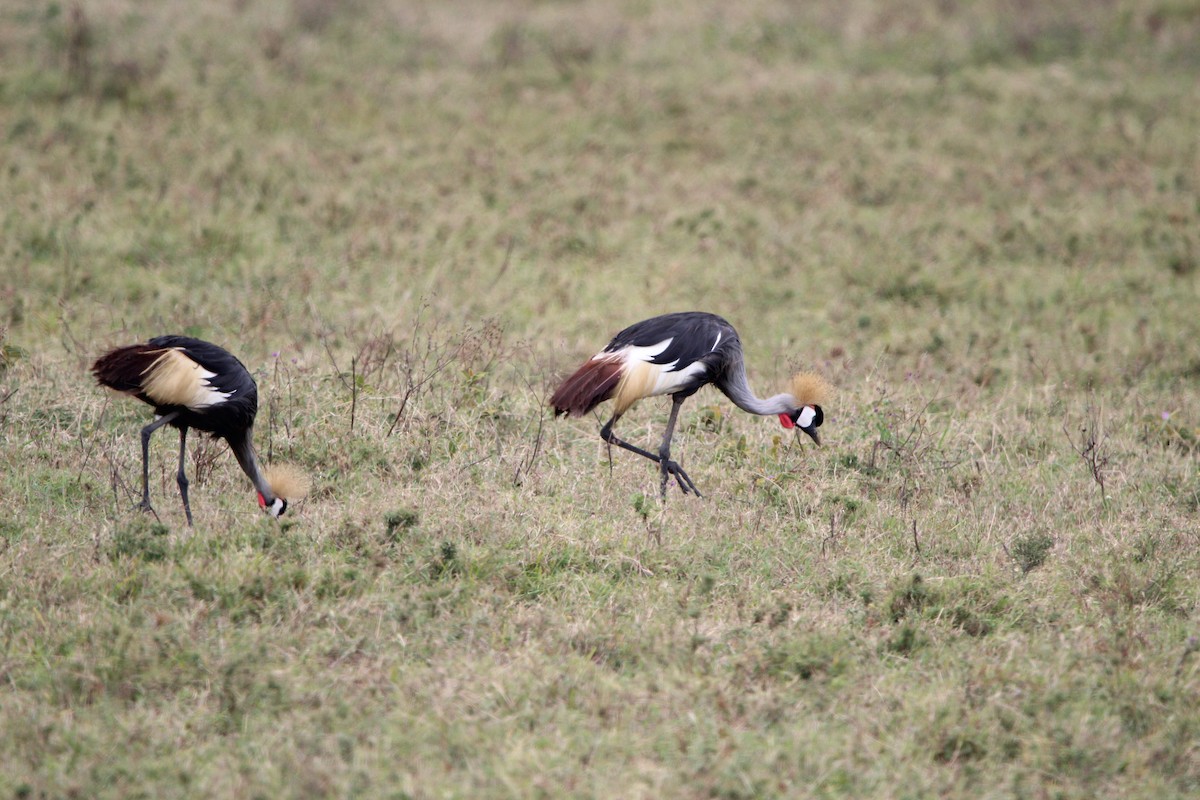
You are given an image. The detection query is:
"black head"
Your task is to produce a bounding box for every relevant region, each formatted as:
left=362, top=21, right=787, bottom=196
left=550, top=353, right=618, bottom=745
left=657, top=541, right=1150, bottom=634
left=257, top=492, right=288, bottom=518
left=778, top=405, right=824, bottom=445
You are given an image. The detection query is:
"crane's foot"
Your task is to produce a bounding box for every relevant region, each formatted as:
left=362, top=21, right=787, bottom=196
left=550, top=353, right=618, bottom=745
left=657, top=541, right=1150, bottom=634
left=136, top=499, right=164, bottom=524
left=660, top=460, right=702, bottom=498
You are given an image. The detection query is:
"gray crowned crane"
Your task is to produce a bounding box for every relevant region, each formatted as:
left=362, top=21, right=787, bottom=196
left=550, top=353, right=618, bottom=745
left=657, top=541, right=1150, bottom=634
left=550, top=311, right=830, bottom=498
left=93, top=335, right=309, bottom=525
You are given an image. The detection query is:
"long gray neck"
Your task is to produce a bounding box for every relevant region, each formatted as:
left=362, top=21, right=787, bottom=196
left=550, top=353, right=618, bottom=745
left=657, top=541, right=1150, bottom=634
left=716, top=346, right=797, bottom=417
left=228, top=428, right=276, bottom=504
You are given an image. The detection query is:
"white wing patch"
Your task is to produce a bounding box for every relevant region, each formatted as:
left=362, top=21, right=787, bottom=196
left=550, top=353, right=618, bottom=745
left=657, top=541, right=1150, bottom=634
left=610, top=337, right=711, bottom=414
left=650, top=359, right=708, bottom=394
left=190, top=373, right=235, bottom=409
left=595, top=337, right=673, bottom=363
left=142, top=348, right=234, bottom=409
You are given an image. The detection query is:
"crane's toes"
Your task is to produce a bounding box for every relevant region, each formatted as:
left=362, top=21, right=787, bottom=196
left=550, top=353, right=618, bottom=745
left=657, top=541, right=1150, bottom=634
left=676, top=474, right=702, bottom=497
left=663, top=460, right=702, bottom=498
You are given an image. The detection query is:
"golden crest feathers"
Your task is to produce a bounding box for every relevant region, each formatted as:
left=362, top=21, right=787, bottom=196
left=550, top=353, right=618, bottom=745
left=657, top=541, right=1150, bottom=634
left=265, top=463, right=311, bottom=500
left=789, top=372, right=832, bottom=407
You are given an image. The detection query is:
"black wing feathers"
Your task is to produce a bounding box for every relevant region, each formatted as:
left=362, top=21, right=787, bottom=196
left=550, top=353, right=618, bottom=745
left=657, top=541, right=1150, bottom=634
left=95, top=335, right=258, bottom=437
left=604, top=312, right=738, bottom=373
left=147, top=335, right=257, bottom=401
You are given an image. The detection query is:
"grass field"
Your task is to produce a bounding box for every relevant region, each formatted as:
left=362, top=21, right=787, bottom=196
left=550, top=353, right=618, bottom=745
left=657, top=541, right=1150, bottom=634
left=2, top=0, right=1200, bottom=797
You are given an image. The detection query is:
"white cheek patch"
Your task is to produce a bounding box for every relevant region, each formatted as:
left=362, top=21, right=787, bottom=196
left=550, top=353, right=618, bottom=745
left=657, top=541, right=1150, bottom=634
left=268, top=498, right=287, bottom=518
left=797, top=406, right=817, bottom=428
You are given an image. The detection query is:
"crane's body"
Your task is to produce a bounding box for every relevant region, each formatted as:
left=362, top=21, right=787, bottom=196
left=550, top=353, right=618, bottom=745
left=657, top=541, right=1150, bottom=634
left=550, top=312, right=828, bottom=498
left=93, top=335, right=308, bottom=525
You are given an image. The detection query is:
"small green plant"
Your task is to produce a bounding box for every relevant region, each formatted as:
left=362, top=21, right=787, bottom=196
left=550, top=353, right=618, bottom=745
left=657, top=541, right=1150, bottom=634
left=314, top=566, right=362, bottom=600
left=887, top=573, right=932, bottom=622
left=384, top=508, right=420, bottom=541
left=950, top=605, right=993, bottom=637
left=109, top=518, right=170, bottom=562
left=429, top=542, right=462, bottom=580
left=689, top=405, right=725, bottom=433
left=933, top=730, right=986, bottom=763
left=1010, top=531, right=1055, bottom=574
left=0, top=519, right=24, bottom=542
left=759, top=635, right=848, bottom=681
left=631, top=492, right=650, bottom=521
left=884, top=623, right=926, bottom=656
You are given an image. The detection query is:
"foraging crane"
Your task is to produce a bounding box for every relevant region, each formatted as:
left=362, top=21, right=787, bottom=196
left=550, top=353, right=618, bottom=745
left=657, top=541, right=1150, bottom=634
left=92, top=335, right=309, bottom=525
left=550, top=311, right=829, bottom=498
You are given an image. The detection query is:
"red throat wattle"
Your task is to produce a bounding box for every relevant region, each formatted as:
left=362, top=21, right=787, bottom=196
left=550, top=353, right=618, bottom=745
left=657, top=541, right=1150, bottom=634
left=778, top=413, right=795, bottom=429
left=256, top=492, right=266, bottom=508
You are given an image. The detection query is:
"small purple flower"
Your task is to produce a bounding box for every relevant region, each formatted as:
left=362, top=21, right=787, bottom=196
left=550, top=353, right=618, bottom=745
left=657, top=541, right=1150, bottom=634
left=272, top=351, right=280, bottom=359
left=1162, top=411, right=1171, bottom=421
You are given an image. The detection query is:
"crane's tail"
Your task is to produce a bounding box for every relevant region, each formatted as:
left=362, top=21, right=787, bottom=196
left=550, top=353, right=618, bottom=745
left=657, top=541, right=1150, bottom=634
left=94, top=343, right=217, bottom=408
left=549, top=356, right=623, bottom=417
left=92, top=343, right=161, bottom=393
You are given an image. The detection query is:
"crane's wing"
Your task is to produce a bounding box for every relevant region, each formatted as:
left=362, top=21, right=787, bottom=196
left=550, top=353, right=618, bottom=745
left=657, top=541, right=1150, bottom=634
left=602, top=312, right=737, bottom=371
left=94, top=336, right=255, bottom=412
left=138, top=348, right=238, bottom=409
left=548, top=312, right=739, bottom=417
left=144, top=336, right=257, bottom=410
left=601, top=312, right=739, bottom=414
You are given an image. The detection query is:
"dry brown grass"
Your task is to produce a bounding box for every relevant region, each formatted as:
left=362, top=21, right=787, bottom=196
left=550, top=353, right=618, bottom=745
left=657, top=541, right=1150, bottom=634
left=1, top=0, right=1199, bottom=797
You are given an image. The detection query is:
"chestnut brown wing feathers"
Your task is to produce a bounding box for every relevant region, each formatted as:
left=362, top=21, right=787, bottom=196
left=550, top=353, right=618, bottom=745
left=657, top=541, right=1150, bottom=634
left=549, top=356, right=623, bottom=417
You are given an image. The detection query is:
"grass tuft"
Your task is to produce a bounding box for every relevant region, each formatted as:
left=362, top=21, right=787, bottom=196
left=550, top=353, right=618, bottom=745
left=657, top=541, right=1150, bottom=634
left=1010, top=531, right=1056, bottom=574
left=383, top=508, right=420, bottom=540
left=109, top=518, right=171, bottom=562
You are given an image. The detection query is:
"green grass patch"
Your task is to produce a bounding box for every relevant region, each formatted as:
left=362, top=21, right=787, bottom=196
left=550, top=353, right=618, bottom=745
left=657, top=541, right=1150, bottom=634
left=2, top=0, right=1200, bottom=796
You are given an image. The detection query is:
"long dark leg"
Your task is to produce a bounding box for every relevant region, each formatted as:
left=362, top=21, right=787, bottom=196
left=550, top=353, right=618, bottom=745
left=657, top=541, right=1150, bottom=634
left=599, top=403, right=700, bottom=498
left=655, top=396, right=699, bottom=498
left=138, top=411, right=180, bottom=518
left=600, top=413, right=658, bottom=463
left=176, top=425, right=193, bottom=527
left=600, top=413, right=622, bottom=478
